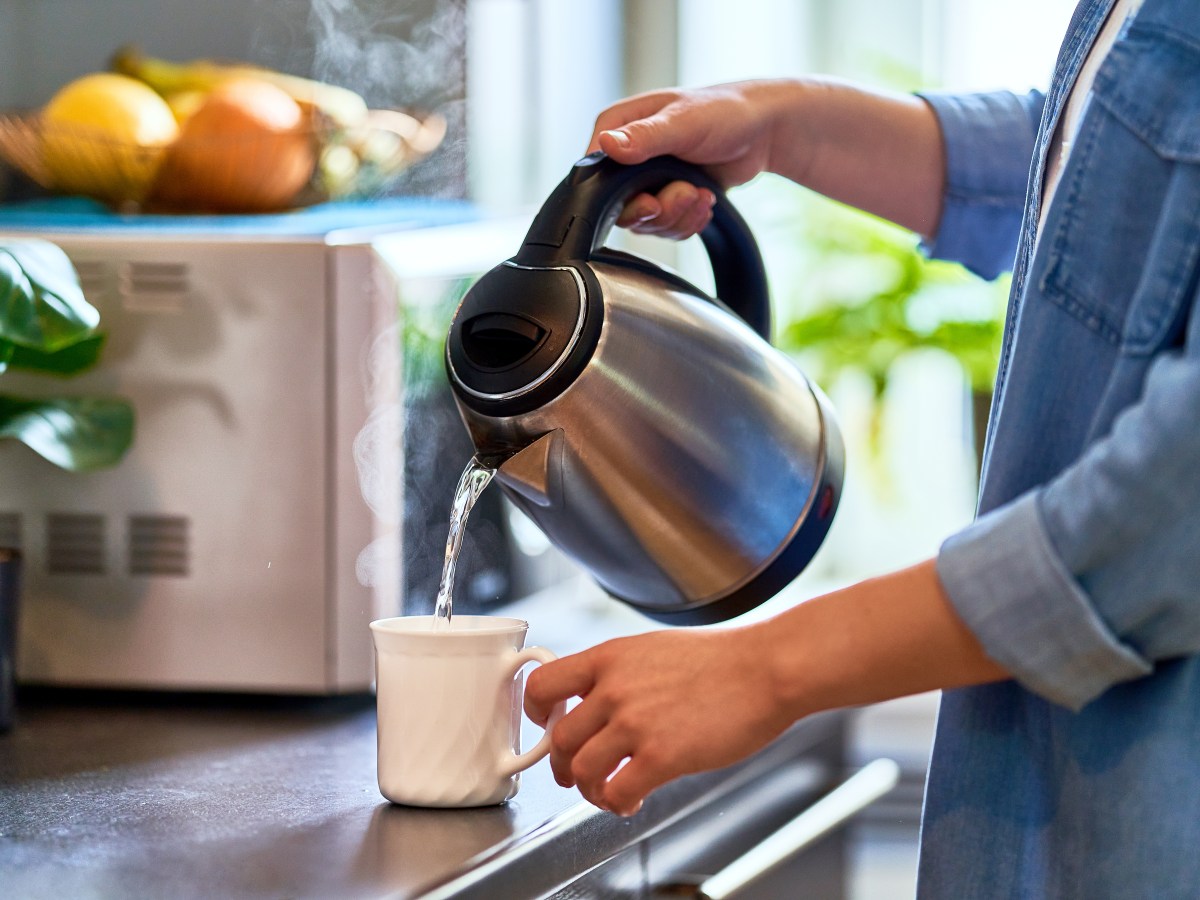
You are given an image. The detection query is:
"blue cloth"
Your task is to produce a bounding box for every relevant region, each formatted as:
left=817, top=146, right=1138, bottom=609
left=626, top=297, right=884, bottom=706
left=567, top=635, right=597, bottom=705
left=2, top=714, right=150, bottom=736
left=917, top=0, right=1200, bottom=896
left=0, top=196, right=475, bottom=236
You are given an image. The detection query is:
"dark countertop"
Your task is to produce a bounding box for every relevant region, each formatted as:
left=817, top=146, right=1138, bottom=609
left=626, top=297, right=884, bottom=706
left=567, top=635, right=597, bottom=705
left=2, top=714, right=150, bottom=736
left=0, top=580, right=848, bottom=899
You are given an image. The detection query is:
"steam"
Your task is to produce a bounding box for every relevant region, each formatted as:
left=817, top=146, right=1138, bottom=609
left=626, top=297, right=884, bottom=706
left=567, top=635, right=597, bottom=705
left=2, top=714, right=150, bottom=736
left=305, top=0, right=467, bottom=197
left=313, top=0, right=469, bottom=599
left=307, top=0, right=463, bottom=102
left=351, top=293, right=458, bottom=606
left=353, top=402, right=400, bottom=590
left=395, top=395, right=444, bottom=606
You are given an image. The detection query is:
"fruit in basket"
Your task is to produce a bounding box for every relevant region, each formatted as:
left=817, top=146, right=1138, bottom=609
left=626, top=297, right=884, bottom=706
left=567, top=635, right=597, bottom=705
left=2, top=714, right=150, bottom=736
left=40, top=72, right=179, bottom=201
left=163, top=89, right=208, bottom=125
left=152, top=78, right=317, bottom=212
left=111, top=45, right=369, bottom=131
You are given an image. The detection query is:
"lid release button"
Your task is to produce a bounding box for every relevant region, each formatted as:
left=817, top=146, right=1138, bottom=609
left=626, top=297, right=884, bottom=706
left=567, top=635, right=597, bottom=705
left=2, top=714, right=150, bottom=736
left=462, top=313, right=548, bottom=371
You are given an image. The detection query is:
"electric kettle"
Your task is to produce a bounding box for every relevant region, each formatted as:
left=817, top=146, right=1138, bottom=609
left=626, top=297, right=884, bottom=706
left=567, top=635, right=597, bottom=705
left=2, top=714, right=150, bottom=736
left=445, top=153, right=843, bottom=624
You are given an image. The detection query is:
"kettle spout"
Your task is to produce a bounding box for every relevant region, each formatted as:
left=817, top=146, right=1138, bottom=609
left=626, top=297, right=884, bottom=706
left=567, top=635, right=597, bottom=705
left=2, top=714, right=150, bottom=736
left=493, top=429, right=563, bottom=508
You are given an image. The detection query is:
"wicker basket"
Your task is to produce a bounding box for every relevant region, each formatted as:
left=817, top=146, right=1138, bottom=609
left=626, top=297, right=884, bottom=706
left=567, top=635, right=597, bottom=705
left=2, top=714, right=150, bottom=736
left=0, top=108, right=446, bottom=213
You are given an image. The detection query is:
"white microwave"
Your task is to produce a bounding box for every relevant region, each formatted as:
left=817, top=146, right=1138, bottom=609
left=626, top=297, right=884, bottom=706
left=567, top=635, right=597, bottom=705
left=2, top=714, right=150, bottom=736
left=0, top=204, right=559, bottom=693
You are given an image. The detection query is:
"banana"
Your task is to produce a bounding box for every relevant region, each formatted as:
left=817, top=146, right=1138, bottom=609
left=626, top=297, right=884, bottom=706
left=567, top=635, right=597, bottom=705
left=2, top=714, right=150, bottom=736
left=316, top=143, right=361, bottom=199
left=110, top=45, right=369, bottom=131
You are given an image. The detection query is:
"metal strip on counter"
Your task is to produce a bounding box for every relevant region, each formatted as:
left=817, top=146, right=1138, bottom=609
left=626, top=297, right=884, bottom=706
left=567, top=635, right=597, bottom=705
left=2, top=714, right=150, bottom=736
left=696, top=758, right=900, bottom=900
left=415, top=712, right=845, bottom=899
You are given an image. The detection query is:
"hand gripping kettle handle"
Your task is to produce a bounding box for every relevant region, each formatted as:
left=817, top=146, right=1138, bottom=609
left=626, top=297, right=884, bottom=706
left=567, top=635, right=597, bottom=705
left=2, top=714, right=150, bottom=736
left=514, top=152, right=772, bottom=339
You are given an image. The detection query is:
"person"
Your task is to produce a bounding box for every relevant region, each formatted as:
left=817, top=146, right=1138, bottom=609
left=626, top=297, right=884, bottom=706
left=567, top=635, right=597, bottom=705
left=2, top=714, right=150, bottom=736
left=523, top=0, right=1200, bottom=896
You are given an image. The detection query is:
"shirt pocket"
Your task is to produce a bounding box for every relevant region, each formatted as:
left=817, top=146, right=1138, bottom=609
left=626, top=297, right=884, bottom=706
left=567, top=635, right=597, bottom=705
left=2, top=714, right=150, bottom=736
left=1036, top=25, right=1200, bottom=356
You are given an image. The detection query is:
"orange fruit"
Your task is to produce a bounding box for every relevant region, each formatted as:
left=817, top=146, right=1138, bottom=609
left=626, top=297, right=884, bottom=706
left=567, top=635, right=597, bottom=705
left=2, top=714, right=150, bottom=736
left=41, top=72, right=178, bottom=201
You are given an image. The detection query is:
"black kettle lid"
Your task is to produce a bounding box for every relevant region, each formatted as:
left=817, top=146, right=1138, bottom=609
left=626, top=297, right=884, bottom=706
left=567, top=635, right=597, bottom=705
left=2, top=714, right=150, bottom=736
left=445, top=260, right=603, bottom=416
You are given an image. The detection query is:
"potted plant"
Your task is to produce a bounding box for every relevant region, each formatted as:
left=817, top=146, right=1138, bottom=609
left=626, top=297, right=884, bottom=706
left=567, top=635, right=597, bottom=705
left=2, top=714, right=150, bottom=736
left=0, top=237, right=134, bottom=730
left=777, top=196, right=1007, bottom=474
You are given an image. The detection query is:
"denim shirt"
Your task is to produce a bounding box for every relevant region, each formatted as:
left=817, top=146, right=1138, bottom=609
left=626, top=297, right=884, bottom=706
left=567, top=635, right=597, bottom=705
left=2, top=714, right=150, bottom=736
left=916, top=0, right=1200, bottom=895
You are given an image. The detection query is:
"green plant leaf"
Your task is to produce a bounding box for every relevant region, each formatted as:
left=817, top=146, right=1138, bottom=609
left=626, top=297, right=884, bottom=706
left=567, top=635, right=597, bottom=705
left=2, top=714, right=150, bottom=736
left=0, top=239, right=100, bottom=353
left=402, top=275, right=471, bottom=400
left=6, top=332, right=106, bottom=377
left=0, top=394, right=134, bottom=472
left=778, top=194, right=1006, bottom=398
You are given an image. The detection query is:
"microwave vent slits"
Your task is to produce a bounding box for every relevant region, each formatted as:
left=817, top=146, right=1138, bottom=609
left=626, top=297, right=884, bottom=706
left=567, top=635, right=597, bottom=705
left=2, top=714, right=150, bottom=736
left=46, top=513, right=106, bottom=575
left=72, top=260, right=108, bottom=300
left=118, top=261, right=190, bottom=314
left=128, top=515, right=190, bottom=577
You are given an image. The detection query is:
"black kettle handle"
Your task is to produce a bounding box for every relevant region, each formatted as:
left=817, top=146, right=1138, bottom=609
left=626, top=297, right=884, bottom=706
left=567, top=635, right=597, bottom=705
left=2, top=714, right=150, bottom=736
left=514, top=152, right=771, bottom=339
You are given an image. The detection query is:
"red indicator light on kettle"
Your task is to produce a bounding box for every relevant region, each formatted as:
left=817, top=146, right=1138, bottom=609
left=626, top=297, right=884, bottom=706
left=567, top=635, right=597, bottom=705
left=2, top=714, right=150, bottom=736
left=818, top=485, right=835, bottom=519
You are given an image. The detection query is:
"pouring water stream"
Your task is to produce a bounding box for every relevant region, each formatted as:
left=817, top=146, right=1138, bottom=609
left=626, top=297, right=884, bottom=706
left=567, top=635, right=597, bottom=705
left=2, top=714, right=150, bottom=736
left=433, top=456, right=496, bottom=627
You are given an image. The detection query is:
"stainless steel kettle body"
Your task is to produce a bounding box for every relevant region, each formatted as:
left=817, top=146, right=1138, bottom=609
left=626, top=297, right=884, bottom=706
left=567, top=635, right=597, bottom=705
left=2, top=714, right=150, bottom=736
left=445, top=153, right=842, bottom=624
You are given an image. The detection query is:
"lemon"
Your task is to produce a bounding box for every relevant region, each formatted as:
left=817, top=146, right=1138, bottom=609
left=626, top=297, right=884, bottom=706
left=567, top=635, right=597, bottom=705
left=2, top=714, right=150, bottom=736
left=41, top=72, right=178, bottom=202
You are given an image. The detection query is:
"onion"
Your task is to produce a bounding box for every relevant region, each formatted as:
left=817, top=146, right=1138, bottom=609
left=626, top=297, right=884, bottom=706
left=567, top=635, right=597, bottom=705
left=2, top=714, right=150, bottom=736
left=153, top=78, right=316, bottom=213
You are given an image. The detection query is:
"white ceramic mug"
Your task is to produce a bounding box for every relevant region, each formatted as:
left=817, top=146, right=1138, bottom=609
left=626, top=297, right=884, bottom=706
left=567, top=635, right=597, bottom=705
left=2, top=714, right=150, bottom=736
left=369, top=615, right=564, bottom=808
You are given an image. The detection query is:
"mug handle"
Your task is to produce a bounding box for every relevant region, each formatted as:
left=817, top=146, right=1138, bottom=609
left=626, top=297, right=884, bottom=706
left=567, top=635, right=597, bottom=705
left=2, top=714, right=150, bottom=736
left=499, top=645, right=566, bottom=777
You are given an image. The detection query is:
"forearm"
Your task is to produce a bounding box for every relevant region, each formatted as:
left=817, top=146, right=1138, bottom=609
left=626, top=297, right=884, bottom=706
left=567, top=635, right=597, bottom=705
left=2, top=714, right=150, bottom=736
left=762, top=78, right=947, bottom=238
left=590, top=77, right=947, bottom=240
left=524, top=557, right=1008, bottom=816
left=756, top=558, right=1009, bottom=718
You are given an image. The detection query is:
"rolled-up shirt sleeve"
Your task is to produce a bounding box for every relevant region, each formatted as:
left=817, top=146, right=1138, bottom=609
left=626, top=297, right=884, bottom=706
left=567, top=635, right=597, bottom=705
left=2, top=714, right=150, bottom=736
left=938, top=298, right=1200, bottom=710
left=918, top=90, right=1044, bottom=280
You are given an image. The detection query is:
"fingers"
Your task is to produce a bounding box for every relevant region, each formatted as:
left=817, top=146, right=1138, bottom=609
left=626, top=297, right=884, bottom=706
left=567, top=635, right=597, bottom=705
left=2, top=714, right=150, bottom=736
left=596, top=127, right=642, bottom=162
left=596, top=116, right=681, bottom=166
left=547, top=694, right=611, bottom=788
left=569, top=732, right=671, bottom=817
left=570, top=729, right=636, bottom=808
left=524, top=633, right=700, bottom=817
left=618, top=181, right=717, bottom=240
left=561, top=715, right=662, bottom=816
left=552, top=700, right=676, bottom=815
left=601, top=755, right=660, bottom=817
left=614, top=192, right=662, bottom=228
left=586, top=89, right=720, bottom=241
left=524, top=654, right=595, bottom=727
left=588, top=90, right=683, bottom=158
